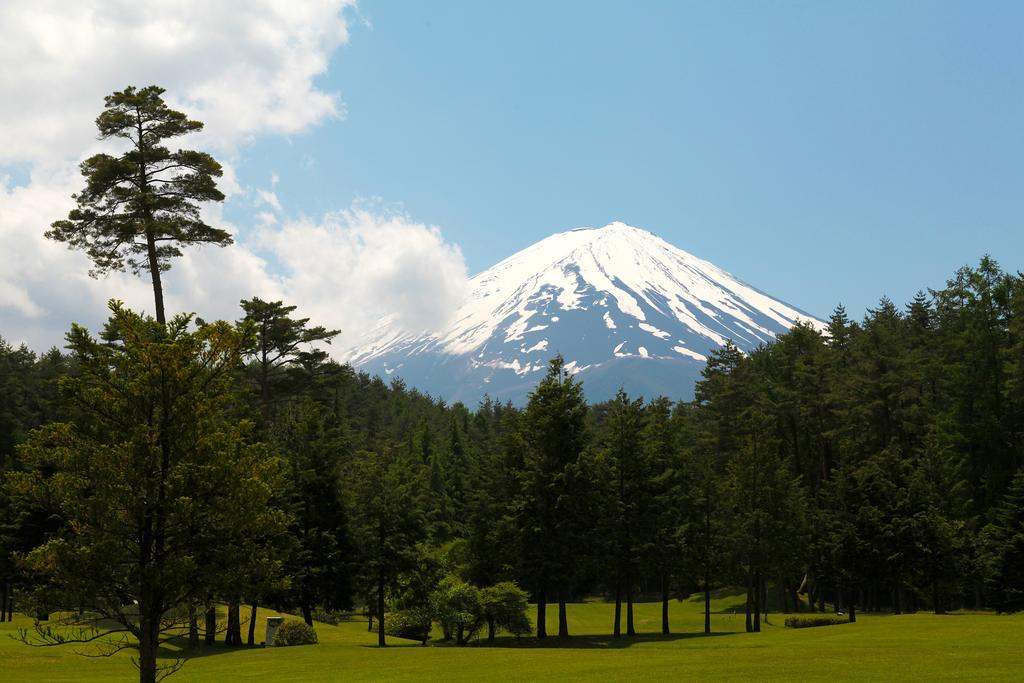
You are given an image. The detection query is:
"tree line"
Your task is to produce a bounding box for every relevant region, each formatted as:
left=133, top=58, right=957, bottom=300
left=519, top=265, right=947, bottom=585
left=1, top=85, right=1022, bottom=682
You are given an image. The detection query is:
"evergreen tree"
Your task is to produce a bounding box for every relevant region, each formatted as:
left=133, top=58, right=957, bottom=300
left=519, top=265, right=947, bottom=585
left=231, top=298, right=339, bottom=642
left=273, top=399, right=353, bottom=626
left=517, top=355, right=590, bottom=638
left=6, top=303, right=286, bottom=683
left=47, top=86, right=229, bottom=324
left=985, top=468, right=1024, bottom=612
left=463, top=405, right=521, bottom=588
left=640, top=396, right=686, bottom=635
left=596, top=389, right=645, bottom=636
left=350, top=448, right=427, bottom=647
left=679, top=401, right=724, bottom=634
left=238, top=298, right=340, bottom=430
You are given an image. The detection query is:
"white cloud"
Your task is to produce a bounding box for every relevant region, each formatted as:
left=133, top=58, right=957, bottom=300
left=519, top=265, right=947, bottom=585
left=1, top=169, right=468, bottom=353
left=257, top=207, right=470, bottom=350
left=0, top=0, right=472, bottom=358
left=0, top=168, right=160, bottom=348
left=257, top=189, right=283, bottom=212
left=0, top=0, right=354, bottom=165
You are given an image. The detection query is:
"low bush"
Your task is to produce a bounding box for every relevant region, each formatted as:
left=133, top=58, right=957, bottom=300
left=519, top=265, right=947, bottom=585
left=272, top=620, right=319, bottom=646
left=785, top=615, right=849, bottom=629
left=310, top=608, right=354, bottom=625
left=385, top=608, right=433, bottom=645
left=481, top=582, right=532, bottom=640
left=432, top=577, right=484, bottom=645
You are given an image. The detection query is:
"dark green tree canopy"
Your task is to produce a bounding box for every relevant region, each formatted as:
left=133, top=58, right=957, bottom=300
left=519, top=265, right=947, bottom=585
left=7, top=302, right=286, bottom=682
left=237, top=298, right=341, bottom=429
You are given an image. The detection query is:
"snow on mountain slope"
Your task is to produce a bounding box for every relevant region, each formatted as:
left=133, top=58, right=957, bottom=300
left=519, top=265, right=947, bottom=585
left=345, top=222, right=825, bottom=404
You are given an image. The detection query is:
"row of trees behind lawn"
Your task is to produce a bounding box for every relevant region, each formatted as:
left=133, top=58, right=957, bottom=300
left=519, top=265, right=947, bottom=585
left=1, top=85, right=1024, bottom=682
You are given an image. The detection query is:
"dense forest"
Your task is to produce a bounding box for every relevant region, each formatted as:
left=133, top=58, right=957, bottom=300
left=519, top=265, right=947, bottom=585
left=1, top=86, right=1022, bottom=682
left=3, top=256, right=1024, bottom=646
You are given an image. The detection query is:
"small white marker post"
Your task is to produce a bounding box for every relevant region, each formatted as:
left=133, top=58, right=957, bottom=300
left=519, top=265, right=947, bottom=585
left=265, top=616, right=284, bottom=647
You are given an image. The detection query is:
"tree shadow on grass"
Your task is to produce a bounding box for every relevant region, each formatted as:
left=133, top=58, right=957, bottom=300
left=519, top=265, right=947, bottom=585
left=157, top=635, right=266, bottom=661
left=453, top=631, right=737, bottom=650
left=357, top=631, right=737, bottom=650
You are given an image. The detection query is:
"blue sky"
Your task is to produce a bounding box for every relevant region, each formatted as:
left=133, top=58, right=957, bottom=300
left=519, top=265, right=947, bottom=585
left=2, top=1, right=1022, bottom=352
left=232, top=0, right=1023, bottom=320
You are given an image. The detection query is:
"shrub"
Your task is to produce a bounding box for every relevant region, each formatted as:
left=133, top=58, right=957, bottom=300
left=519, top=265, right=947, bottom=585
left=385, top=607, right=433, bottom=645
left=272, top=620, right=319, bottom=646
left=431, top=576, right=484, bottom=645
left=480, top=581, right=532, bottom=640
left=785, top=615, right=849, bottom=629
left=310, top=608, right=353, bottom=626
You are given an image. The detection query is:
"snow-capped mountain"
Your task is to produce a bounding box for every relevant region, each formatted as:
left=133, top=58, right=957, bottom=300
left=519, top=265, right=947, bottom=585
left=346, top=222, right=825, bottom=404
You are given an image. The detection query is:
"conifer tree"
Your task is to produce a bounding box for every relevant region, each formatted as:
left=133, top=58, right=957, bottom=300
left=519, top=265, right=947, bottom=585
left=678, top=401, right=723, bottom=634
left=350, top=448, right=427, bottom=647
left=517, top=355, right=590, bottom=638
left=640, top=396, right=686, bottom=635
left=597, top=389, right=645, bottom=636
left=233, top=298, right=340, bottom=642
left=6, top=303, right=286, bottom=683
left=274, top=399, right=354, bottom=626
left=985, top=468, right=1024, bottom=613
left=238, top=298, right=340, bottom=430
left=48, top=86, right=229, bottom=325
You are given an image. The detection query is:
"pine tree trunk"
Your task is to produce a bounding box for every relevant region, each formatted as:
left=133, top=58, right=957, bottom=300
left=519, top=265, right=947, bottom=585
left=247, top=602, right=258, bottom=645
left=138, top=612, right=159, bottom=683
left=259, top=355, right=271, bottom=432
left=661, top=575, right=670, bottom=635
left=761, top=576, right=768, bottom=625
left=204, top=605, right=216, bottom=645
left=557, top=589, right=569, bottom=638
left=0, top=581, right=7, bottom=622
left=626, top=585, right=636, bottom=635
left=704, top=581, right=711, bottom=634
left=367, top=611, right=373, bottom=632
left=224, top=602, right=234, bottom=645
left=933, top=582, right=945, bottom=615
left=301, top=602, right=313, bottom=627
left=537, top=590, right=547, bottom=639
left=144, top=229, right=166, bottom=325
left=703, top=505, right=712, bottom=635
left=753, top=573, right=761, bottom=632
left=613, top=582, right=622, bottom=637
left=745, top=580, right=753, bottom=633
left=188, top=607, right=199, bottom=647
left=225, top=601, right=241, bottom=645
left=487, top=616, right=495, bottom=642
left=377, top=575, right=386, bottom=647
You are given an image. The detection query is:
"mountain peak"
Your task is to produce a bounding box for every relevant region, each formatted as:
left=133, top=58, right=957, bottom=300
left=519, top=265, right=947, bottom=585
left=346, top=223, right=825, bottom=404
left=571, top=220, right=646, bottom=233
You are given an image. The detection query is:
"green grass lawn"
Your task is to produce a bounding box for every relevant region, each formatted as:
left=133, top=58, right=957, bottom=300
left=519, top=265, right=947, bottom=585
left=1, top=592, right=1022, bottom=681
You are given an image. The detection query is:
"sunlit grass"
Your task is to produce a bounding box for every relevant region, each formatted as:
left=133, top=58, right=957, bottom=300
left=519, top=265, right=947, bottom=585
left=1, top=591, right=1022, bottom=681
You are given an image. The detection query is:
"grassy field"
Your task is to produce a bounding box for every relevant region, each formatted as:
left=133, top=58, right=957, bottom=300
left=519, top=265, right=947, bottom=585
left=1, top=591, right=1022, bottom=681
